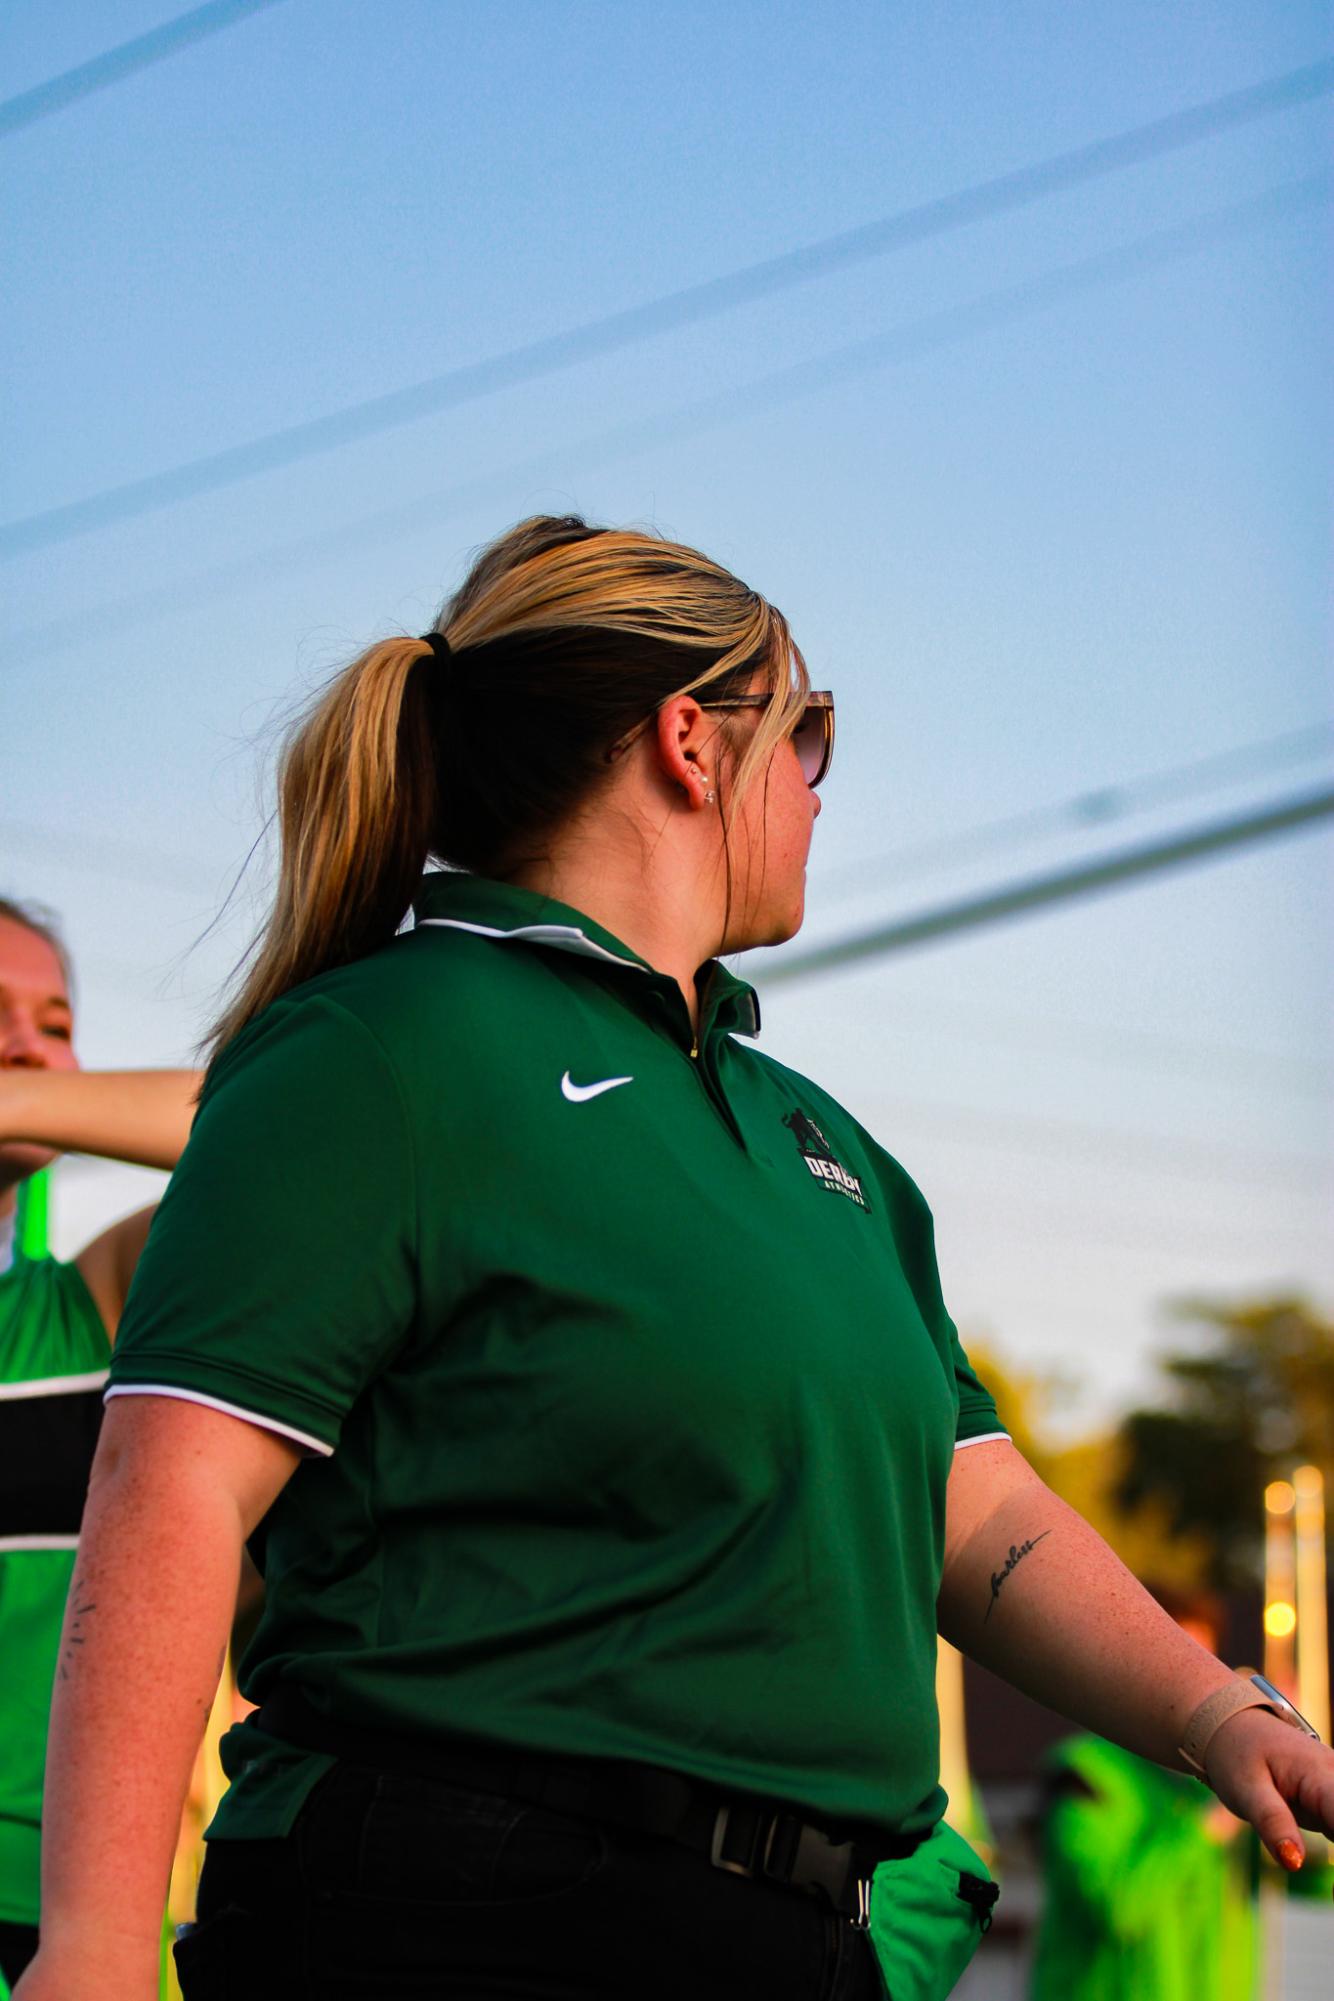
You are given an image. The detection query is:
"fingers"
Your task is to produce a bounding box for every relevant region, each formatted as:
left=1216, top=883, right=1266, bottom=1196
left=1203, top=1712, right=1322, bottom=1864
left=1241, top=1776, right=1306, bottom=1871
left=1289, top=1746, right=1334, bottom=1845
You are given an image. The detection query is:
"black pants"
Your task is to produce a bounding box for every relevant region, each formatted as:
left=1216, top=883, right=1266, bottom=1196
left=0, top=1921, right=38, bottom=1990
left=177, top=1763, right=886, bottom=1999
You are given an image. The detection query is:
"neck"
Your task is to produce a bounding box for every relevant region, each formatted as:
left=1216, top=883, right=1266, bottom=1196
left=508, top=825, right=725, bottom=1031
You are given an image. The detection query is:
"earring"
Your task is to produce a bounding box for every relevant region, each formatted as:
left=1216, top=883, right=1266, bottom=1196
left=705, top=790, right=716, bottom=804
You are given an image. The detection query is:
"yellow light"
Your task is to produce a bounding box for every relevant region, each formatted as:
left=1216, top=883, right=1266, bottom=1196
left=1293, top=1464, right=1324, bottom=1500
left=1264, top=1601, right=1298, bottom=1639
left=1265, top=1481, right=1296, bottom=1515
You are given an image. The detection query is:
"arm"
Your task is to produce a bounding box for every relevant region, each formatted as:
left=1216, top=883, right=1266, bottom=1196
left=75, top=1205, right=156, bottom=1342
left=14, top=1396, right=300, bottom=2001
left=938, top=1441, right=1334, bottom=1869
left=1, top=1068, right=201, bottom=1337
left=0, top=1068, right=201, bottom=1171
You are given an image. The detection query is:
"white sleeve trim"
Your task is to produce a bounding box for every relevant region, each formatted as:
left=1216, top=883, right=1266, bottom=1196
left=0, top=1368, right=109, bottom=1401
left=103, top=1383, right=333, bottom=1458
left=954, top=1431, right=1011, bottom=1451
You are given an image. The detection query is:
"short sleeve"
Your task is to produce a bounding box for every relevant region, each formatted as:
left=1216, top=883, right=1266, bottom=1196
left=107, top=995, right=418, bottom=1454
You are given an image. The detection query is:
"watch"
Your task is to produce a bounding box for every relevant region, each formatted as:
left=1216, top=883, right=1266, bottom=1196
left=1179, top=1671, right=1322, bottom=1776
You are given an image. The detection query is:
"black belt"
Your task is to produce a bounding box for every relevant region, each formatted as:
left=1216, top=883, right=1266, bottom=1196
left=255, top=1688, right=922, bottom=1927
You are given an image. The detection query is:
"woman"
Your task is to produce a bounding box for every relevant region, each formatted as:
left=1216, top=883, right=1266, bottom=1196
left=0, top=899, right=198, bottom=1993
left=17, top=519, right=1334, bottom=2001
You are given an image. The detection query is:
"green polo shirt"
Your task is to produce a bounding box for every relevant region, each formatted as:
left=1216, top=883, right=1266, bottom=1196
left=109, top=873, right=1004, bottom=1843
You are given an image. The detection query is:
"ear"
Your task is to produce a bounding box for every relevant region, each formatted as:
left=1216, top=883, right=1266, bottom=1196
left=652, top=695, right=716, bottom=811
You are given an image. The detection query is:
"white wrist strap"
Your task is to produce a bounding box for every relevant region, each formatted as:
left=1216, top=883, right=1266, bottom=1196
left=1178, top=1671, right=1310, bottom=1775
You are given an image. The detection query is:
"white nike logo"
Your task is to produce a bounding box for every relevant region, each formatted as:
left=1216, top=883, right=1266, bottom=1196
left=561, top=1071, right=633, bottom=1103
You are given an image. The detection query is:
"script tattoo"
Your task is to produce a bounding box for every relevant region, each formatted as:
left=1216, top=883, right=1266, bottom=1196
left=984, top=1531, right=1051, bottom=1622
left=59, top=1573, right=97, bottom=1681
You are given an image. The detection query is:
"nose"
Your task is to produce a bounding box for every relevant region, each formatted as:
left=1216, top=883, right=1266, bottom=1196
left=0, top=1013, right=51, bottom=1069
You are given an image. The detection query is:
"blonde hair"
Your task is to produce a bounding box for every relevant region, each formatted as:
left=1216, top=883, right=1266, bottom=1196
left=207, top=516, right=807, bottom=1061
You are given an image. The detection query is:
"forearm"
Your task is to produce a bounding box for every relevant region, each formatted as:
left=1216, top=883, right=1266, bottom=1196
left=0, top=1069, right=200, bottom=1169
left=39, top=1428, right=243, bottom=1986
left=938, top=1478, right=1229, bottom=1768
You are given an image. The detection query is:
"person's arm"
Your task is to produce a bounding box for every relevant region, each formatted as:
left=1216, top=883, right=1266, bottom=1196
left=0, top=1068, right=201, bottom=1171
left=75, top=1204, right=156, bottom=1341
left=2, top=1068, right=201, bottom=1336
left=938, top=1441, right=1334, bottom=1870
left=13, top=1396, right=300, bottom=2001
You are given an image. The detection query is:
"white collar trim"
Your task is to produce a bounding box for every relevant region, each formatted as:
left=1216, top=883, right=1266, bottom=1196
left=417, top=916, right=648, bottom=975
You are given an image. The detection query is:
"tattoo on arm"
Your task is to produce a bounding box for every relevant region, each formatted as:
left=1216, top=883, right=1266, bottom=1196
left=984, top=1531, right=1051, bottom=1621
left=59, top=1573, right=97, bottom=1681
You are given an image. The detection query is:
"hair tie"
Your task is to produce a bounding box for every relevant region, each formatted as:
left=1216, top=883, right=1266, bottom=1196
left=418, top=630, right=451, bottom=662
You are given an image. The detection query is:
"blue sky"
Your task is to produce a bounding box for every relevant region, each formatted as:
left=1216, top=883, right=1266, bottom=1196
left=3, top=0, right=1330, bottom=1429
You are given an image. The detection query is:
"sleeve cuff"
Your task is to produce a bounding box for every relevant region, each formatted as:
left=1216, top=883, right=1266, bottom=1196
left=103, top=1383, right=333, bottom=1458
left=953, top=1429, right=1011, bottom=1451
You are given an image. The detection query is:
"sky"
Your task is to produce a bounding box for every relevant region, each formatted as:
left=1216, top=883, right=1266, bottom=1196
left=2, top=0, right=1331, bottom=1434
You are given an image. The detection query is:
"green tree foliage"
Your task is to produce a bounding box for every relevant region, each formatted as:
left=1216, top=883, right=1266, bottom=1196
left=1114, top=1297, right=1334, bottom=1590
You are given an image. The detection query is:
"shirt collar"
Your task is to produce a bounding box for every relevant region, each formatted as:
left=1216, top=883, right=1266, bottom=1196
left=411, top=873, right=761, bottom=1040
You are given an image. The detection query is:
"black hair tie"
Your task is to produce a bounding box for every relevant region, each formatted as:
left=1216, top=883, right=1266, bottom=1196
left=418, top=630, right=451, bottom=661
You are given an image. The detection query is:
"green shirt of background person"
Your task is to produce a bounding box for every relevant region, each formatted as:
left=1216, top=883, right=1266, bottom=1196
left=1031, top=1590, right=1259, bottom=2001
left=0, top=897, right=200, bottom=1998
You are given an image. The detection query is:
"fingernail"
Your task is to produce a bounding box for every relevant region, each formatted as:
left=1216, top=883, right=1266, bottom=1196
left=1277, top=1838, right=1303, bottom=1872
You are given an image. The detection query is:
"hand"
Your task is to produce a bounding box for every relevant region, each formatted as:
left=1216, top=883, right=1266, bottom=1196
left=1202, top=1799, right=1245, bottom=1844
left=1204, top=1706, right=1334, bottom=1878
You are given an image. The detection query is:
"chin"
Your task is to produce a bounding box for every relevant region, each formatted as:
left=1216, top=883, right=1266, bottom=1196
left=771, top=884, right=807, bottom=945
left=730, top=900, right=806, bottom=955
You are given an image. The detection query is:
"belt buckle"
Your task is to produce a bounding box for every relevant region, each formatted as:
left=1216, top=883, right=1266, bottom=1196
left=709, top=1804, right=756, bottom=1878
left=711, top=1804, right=872, bottom=1928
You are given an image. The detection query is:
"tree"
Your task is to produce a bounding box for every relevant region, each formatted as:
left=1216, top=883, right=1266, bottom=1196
left=1112, top=1297, right=1334, bottom=1592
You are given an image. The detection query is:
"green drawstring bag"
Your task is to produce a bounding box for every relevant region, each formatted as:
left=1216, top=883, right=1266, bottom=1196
left=868, top=1818, right=999, bottom=2000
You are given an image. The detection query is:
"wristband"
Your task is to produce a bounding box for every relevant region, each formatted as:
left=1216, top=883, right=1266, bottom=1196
left=1179, top=1671, right=1321, bottom=1776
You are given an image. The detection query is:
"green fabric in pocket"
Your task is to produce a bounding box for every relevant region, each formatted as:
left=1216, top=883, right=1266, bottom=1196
left=869, top=1819, right=999, bottom=2000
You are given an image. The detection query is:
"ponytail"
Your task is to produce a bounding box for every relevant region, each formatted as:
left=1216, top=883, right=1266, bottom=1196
left=205, top=636, right=438, bottom=1064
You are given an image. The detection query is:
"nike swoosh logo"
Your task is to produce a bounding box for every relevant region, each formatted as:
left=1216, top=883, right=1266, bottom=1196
left=561, top=1071, right=633, bottom=1103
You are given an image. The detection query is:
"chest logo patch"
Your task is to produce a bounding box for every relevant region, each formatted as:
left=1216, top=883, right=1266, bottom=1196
left=561, top=1071, right=633, bottom=1103
left=782, top=1109, right=870, bottom=1211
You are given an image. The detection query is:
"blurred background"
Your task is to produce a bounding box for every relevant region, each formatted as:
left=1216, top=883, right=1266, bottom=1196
left=2, top=2, right=1331, bottom=1992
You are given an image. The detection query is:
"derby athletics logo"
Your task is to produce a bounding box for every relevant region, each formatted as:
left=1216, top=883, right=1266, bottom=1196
left=782, top=1109, right=869, bottom=1211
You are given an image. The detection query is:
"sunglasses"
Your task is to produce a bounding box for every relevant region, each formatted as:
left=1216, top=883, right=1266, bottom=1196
left=698, top=690, right=836, bottom=790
